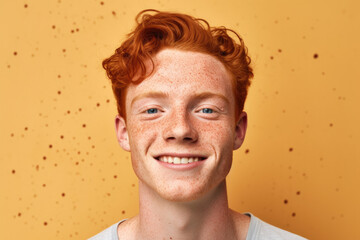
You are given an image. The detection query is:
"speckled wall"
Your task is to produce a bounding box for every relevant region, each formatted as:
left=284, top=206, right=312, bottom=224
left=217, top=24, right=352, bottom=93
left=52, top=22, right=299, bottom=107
left=1, top=0, right=359, bottom=239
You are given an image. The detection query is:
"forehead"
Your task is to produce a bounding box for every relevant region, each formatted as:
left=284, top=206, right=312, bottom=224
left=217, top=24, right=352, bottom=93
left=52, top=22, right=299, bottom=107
left=126, top=48, right=234, bottom=105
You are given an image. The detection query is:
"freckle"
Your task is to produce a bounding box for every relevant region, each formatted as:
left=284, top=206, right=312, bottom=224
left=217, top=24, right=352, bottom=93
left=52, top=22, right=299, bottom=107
left=54, top=163, right=58, bottom=167
left=122, top=210, right=125, bottom=214
left=313, top=53, right=318, bottom=59
left=24, top=127, right=28, bottom=131
left=245, top=149, right=249, bottom=154
left=36, top=165, right=39, bottom=171
left=18, top=212, right=22, bottom=217
left=112, top=11, right=116, bottom=16
left=58, top=74, right=61, bottom=78
left=132, top=184, right=135, bottom=187
left=100, top=1, right=104, bottom=5
left=106, top=99, right=110, bottom=103
left=10, top=133, right=14, bottom=137
left=62, top=49, right=66, bottom=53
left=82, top=124, right=86, bottom=128
left=289, top=147, right=293, bottom=152
left=61, top=193, right=65, bottom=197
left=71, top=29, right=74, bottom=33
left=24, top=4, right=28, bottom=8
left=44, top=221, right=48, bottom=226
left=284, top=199, right=288, bottom=204
left=296, top=191, right=301, bottom=195
left=91, top=145, right=95, bottom=148
left=77, top=151, right=81, bottom=155
left=96, top=103, right=100, bottom=107
left=42, top=184, right=46, bottom=187
left=88, top=136, right=91, bottom=140
left=49, top=144, right=53, bottom=148
left=329, top=123, right=333, bottom=127
left=114, top=175, right=117, bottom=179
left=60, top=135, right=64, bottom=139
left=43, top=156, right=46, bottom=160
left=79, top=108, right=82, bottom=111
left=76, top=28, right=79, bottom=32
left=12, top=169, right=16, bottom=174
left=57, top=91, right=61, bottom=95
left=67, top=110, right=70, bottom=114
left=13, top=51, right=17, bottom=56
left=270, top=56, right=274, bottom=60
left=52, top=25, right=56, bottom=29
left=292, top=212, right=296, bottom=217
left=278, top=49, right=282, bottom=53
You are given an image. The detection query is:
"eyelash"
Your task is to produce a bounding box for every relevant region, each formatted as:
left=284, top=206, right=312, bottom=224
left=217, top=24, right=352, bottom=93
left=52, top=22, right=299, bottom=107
left=145, top=108, right=159, bottom=114
left=144, top=107, right=216, bottom=113
left=200, top=108, right=214, bottom=114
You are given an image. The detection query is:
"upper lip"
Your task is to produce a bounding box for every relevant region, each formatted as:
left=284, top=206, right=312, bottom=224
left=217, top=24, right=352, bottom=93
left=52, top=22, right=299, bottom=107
left=153, top=153, right=208, bottom=159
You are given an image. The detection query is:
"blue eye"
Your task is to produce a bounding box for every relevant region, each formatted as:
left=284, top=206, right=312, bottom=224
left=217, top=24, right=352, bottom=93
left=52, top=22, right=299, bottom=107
left=201, top=108, right=213, bottom=114
left=146, top=108, right=158, bottom=114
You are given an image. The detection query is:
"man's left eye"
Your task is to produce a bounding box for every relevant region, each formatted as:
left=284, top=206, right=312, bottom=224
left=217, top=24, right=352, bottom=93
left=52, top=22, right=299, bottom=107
left=201, top=108, right=214, bottom=114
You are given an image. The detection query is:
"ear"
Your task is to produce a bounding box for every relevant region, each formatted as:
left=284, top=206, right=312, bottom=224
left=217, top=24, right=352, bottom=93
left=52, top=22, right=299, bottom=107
left=115, top=115, right=131, bottom=152
left=233, top=111, right=247, bottom=150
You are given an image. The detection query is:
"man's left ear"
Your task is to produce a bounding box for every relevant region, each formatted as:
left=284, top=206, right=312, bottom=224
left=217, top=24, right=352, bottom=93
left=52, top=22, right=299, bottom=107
left=233, top=111, right=248, bottom=150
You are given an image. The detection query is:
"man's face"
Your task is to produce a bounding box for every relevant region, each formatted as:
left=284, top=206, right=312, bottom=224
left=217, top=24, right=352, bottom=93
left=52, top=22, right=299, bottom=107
left=116, top=49, right=247, bottom=202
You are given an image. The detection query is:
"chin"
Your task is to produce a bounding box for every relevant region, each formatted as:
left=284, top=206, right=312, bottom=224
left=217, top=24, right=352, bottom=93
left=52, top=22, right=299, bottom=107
left=156, top=181, right=215, bottom=203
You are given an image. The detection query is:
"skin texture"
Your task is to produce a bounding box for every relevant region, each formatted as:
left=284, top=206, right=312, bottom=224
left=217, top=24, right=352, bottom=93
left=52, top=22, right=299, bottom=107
left=115, top=49, right=249, bottom=240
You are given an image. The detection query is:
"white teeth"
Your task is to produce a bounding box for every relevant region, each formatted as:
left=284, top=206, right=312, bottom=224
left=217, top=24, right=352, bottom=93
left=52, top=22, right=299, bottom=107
left=158, top=156, right=202, bottom=164
left=180, top=158, right=188, bottom=164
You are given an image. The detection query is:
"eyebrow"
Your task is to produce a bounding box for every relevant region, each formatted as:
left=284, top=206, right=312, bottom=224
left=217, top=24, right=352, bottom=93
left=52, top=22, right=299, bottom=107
left=130, top=91, right=230, bottom=107
left=131, top=91, right=170, bottom=107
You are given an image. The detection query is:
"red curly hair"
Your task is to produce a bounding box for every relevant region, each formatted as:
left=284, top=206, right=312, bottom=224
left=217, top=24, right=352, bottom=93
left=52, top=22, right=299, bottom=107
left=103, top=9, right=253, bottom=121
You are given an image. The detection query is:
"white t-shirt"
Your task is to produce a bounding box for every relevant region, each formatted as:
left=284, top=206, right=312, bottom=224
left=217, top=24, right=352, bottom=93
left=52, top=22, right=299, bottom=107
left=88, top=212, right=308, bottom=240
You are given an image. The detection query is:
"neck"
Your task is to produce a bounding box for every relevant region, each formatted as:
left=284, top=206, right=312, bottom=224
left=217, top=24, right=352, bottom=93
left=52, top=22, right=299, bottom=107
left=135, top=180, right=238, bottom=240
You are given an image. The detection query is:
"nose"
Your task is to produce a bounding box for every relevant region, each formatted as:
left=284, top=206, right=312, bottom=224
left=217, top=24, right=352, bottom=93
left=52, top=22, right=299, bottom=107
left=162, top=108, right=198, bottom=143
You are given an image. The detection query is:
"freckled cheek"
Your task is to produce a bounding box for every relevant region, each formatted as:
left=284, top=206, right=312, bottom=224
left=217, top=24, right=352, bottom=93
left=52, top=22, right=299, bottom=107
left=196, top=122, right=234, bottom=143
left=128, top=122, right=159, bottom=147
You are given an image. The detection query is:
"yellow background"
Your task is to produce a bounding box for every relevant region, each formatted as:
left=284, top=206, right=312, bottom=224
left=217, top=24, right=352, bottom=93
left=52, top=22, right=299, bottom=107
left=1, top=0, right=359, bottom=239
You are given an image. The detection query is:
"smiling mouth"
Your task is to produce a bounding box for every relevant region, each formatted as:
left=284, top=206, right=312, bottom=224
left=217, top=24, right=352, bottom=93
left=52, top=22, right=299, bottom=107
left=154, top=156, right=207, bottom=165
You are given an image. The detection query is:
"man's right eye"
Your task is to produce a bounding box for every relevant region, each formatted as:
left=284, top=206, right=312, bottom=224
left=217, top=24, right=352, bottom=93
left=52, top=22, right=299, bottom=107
left=146, top=108, right=158, bottom=114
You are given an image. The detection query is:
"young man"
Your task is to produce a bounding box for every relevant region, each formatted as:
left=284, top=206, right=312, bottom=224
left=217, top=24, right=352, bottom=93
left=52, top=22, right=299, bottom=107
left=90, top=9, right=307, bottom=240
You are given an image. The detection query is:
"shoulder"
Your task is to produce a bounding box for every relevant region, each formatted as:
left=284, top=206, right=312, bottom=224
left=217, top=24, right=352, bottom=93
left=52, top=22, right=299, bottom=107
left=87, top=219, right=126, bottom=240
left=245, top=213, right=308, bottom=240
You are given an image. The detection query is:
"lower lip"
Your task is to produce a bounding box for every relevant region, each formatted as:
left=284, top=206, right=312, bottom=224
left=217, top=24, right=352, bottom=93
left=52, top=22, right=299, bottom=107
left=156, top=159, right=206, bottom=170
